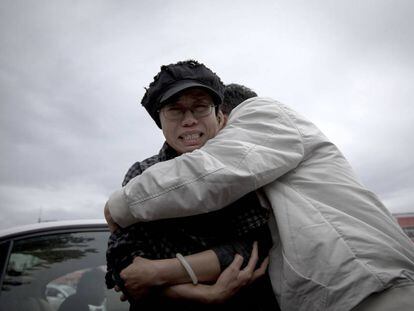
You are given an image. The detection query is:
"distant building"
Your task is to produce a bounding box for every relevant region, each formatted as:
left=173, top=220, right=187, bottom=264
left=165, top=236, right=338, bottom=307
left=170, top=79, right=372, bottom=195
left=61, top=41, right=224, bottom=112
left=394, top=213, right=414, bottom=242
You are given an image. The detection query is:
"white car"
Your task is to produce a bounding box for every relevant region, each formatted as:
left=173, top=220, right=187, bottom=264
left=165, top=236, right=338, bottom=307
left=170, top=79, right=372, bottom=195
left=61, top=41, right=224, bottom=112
left=0, top=220, right=128, bottom=311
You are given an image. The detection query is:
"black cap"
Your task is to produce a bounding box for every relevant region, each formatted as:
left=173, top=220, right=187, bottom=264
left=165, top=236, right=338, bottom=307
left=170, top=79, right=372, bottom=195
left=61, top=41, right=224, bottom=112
left=141, top=60, right=225, bottom=128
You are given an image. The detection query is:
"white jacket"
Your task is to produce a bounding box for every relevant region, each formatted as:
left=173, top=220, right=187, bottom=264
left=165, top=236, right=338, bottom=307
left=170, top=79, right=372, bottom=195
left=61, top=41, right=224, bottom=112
left=109, top=98, right=414, bottom=310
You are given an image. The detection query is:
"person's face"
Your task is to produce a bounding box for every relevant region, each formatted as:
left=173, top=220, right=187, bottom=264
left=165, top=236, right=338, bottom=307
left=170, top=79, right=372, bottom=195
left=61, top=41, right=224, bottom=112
left=159, top=88, right=226, bottom=154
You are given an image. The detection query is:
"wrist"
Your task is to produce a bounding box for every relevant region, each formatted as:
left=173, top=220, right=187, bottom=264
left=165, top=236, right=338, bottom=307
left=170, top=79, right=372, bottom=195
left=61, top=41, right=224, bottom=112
left=201, top=286, right=216, bottom=304
left=176, top=253, right=198, bottom=285
left=204, top=286, right=224, bottom=304
left=153, top=257, right=188, bottom=286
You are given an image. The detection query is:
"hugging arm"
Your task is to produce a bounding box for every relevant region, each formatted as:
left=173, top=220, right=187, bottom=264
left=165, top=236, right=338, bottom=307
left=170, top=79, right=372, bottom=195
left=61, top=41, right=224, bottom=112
left=116, top=242, right=269, bottom=303
left=109, top=225, right=272, bottom=301
left=162, top=242, right=269, bottom=303
left=108, top=98, right=304, bottom=227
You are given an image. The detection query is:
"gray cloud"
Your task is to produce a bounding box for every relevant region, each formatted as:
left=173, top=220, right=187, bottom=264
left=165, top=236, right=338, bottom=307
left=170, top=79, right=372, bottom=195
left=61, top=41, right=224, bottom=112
left=1, top=0, right=413, bottom=230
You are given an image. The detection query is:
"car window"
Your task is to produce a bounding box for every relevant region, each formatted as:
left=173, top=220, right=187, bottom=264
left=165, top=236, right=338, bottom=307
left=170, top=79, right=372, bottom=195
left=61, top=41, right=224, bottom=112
left=0, top=230, right=128, bottom=311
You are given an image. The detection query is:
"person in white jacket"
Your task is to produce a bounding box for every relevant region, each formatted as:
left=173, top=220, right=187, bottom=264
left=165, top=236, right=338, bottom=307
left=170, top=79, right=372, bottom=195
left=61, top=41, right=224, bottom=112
left=107, top=79, right=414, bottom=310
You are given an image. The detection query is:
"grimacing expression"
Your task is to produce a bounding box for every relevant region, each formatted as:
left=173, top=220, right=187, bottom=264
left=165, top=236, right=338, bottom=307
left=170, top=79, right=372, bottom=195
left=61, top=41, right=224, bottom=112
left=159, top=88, right=225, bottom=154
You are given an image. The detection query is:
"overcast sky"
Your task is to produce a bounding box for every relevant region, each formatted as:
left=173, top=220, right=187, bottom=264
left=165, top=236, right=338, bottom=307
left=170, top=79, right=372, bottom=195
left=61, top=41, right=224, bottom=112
left=1, top=0, right=413, bottom=230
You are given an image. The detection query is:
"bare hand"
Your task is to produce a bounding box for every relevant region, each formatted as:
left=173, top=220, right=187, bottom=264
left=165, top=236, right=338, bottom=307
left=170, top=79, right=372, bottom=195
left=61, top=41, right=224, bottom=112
left=119, top=256, right=161, bottom=300
left=104, top=202, right=120, bottom=233
left=208, top=241, right=268, bottom=303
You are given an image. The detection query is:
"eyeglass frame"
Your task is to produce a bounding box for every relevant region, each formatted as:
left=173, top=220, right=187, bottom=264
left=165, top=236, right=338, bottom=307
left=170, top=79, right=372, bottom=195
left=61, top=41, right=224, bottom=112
left=158, top=102, right=218, bottom=121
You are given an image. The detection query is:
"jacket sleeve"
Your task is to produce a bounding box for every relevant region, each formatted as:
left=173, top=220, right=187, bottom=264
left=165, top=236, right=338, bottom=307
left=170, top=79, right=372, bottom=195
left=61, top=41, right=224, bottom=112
left=108, top=98, right=305, bottom=227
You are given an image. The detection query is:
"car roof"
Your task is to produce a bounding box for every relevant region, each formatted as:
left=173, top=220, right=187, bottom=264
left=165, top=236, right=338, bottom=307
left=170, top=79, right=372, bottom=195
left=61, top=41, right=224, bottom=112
left=0, top=219, right=108, bottom=241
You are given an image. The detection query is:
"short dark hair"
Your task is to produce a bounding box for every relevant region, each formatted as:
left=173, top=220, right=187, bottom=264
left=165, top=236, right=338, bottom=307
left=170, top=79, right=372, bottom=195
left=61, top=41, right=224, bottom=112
left=221, top=83, right=258, bottom=115
left=141, top=60, right=225, bottom=128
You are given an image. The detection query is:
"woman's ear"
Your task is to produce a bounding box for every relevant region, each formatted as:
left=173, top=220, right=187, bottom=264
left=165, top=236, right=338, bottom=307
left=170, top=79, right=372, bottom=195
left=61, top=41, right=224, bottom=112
left=217, top=110, right=227, bottom=130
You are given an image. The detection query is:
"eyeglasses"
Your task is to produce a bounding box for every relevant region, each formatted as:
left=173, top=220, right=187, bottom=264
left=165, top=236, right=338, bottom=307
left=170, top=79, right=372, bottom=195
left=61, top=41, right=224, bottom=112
left=160, top=103, right=216, bottom=120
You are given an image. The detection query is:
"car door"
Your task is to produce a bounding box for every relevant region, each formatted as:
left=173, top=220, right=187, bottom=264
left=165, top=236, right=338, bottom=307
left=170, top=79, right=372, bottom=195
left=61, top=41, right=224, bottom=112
left=0, top=224, right=128, bottom=311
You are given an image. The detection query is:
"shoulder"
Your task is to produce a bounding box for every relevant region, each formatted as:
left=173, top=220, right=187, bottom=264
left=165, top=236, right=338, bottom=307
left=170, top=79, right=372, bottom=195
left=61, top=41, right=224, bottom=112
left=122, top=143, right=177, bottom=186
left=227, top=97, right=313, bottom=135
left=228, top=97, right=290, bottom=121
left=122, top=153, right=162, bottom=186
